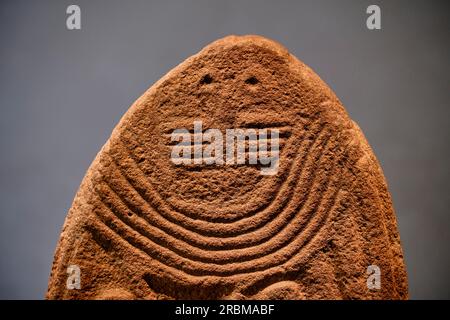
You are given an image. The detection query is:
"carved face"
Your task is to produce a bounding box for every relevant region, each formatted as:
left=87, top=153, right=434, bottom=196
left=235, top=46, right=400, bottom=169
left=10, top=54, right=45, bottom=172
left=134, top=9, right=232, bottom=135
left=105, top=41, right=329, bottom=298
left=49, top=37, right=407, bottom=301
left=133, top=47, right=304, bottom=221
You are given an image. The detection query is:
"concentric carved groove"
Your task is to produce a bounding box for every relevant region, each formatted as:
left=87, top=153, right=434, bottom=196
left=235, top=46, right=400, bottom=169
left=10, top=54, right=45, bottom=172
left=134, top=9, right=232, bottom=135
left=90, top=175, right=341, bottom=276
left=87, top=123, right=342, bottom=276
left=98, top=129, right=338, bottom=252
left=93, top=141, right=337, bottom=260
left=112, top=122, right=323, bottom=228
left=108, top=125, right=329, bottom=239
left=94, top=128, right=326, bottom=249
left=129, top=123, right=296, bottom=216
left=122, top=127, right=297, bottom=222
left=93, top=156, right=339, bottom=265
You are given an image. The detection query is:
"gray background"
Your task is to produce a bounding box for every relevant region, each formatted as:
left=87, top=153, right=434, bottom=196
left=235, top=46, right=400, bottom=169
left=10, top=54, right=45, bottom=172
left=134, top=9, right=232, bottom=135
left=0, top=0, right=449, bottom=299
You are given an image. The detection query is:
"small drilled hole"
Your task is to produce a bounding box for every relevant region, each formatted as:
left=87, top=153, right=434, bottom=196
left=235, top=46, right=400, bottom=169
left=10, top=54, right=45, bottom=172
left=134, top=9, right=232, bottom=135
left=245, top=76, right=259, bottom=85
left=200, top=74, right=213, bottom=84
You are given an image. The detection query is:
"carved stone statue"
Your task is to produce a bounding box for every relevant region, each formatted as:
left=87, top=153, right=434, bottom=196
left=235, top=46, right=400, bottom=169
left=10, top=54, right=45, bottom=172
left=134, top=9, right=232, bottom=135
left=47, top=35, right=408, bottom=299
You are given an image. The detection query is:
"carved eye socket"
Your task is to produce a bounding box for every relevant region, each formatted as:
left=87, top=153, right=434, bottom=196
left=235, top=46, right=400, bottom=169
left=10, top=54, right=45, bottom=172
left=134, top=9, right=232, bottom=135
left=200, top=74, right=213, bottom=84
left=245, top=76, right=259, bottom=85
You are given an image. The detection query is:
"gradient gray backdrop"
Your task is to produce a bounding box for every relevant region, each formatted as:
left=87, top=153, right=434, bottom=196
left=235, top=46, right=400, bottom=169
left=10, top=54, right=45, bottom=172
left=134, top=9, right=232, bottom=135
left=1, top=0, right=449, bottom=299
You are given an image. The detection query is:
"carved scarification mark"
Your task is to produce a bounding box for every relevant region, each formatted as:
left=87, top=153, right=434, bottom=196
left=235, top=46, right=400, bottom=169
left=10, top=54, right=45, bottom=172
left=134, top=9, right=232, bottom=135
left=164, top=125, right=291, bottom=145
left=163, top=125, right=289, bottom=174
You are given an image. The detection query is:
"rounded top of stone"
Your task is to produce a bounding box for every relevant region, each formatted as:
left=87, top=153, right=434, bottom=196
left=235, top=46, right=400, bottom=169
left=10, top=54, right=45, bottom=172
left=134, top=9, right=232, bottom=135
left=200, top=34, right=291, bottom=57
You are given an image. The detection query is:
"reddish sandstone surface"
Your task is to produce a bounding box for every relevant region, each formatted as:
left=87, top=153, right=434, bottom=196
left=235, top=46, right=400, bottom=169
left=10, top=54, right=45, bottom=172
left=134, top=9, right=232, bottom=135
left=47, top=35, right=408, bottom=299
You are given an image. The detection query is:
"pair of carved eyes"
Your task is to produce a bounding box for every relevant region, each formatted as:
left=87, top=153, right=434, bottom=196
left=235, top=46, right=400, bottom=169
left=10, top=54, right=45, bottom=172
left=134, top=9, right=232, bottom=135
left=200, top=74, right=259, bottom=85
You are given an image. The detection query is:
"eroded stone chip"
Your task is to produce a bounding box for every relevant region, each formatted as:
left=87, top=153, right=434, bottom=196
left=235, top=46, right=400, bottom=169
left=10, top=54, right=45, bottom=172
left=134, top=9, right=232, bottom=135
left=47, top=35, right=408, bottom=300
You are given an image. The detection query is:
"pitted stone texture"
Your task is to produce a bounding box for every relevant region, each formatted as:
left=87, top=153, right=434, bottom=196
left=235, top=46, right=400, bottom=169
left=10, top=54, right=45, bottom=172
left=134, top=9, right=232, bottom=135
left=47, top=35, right=408, bottom=300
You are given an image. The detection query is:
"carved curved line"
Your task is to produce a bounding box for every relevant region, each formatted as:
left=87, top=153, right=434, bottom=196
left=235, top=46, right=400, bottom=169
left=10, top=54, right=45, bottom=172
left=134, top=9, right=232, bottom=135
left=93, top=139, right=338, bottom=265
left=117, top=134, right=290, bottom=223
left=103, top=131, right=331, bottom=248
left=118, top=139, right=291, bottom=222
left=108, top=126, right=328, bottom=238
left=89, top=148, right=342, bottom=275
left=118, top=126, right=308, bottom=222
left=91, top=173, right=341, bottom=276
left=109, top=133, right=324, bottom=239
left=240, top=185, right=344, bottom=294
left=284, top=184, right=343, bottom=271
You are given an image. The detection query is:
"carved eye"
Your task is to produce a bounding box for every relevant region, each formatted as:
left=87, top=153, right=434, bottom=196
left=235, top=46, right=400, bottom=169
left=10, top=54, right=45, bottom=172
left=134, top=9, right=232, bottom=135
left=245, top=76, right=259, bottom=85
left=200, top=74, right=213, bottom=84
